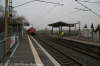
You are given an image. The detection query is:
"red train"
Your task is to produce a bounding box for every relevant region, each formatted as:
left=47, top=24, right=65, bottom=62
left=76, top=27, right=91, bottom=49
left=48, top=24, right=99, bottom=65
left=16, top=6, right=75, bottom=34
left=27, top=27, right=36, bottom=36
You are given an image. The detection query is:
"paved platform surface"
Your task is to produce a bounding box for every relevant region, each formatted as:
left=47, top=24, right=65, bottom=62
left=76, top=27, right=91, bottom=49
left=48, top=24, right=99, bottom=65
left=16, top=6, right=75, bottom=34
left=63, top=37, right=100, bottom=47
left=49, top=35, right=100, bottom=47
left=5, top=35, right=35, bottom=66
left=3, top=34, right=56, bottom=66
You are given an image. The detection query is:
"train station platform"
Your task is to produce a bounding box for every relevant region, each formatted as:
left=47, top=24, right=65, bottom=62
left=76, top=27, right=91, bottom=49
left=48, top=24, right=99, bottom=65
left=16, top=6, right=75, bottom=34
left=63, top=37, right=100, bottom=47
left=3, top=34, right=60, bottom=66
left=48, top=35, right=100, bottom=47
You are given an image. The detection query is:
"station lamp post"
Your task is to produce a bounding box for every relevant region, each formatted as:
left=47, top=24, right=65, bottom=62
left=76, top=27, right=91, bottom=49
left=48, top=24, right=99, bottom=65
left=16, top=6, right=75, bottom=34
left=4, top=0, right=9, bottom=40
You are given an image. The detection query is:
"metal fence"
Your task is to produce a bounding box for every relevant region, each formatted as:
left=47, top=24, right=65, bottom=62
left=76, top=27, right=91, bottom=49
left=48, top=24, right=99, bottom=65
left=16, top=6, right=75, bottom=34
left=0, top=34, right=19, bottom=61
left=0, top=40, right=5, bottom=61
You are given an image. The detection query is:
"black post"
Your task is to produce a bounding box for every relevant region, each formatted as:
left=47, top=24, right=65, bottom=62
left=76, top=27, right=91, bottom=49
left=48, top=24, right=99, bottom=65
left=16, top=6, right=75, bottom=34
left=51, top=26, right=53, bottom=34
left=61, top=26, right=62, bottom=32
left=69, top=25, right=71, bottom=32
left=58, top=26, right=61, bottom=38
left=74, top=24, right=76, bottom=32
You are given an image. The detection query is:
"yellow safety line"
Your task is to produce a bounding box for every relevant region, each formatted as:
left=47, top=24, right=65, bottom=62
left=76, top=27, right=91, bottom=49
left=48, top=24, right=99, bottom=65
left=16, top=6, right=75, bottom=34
left=28, top=35, right=44, bottom=66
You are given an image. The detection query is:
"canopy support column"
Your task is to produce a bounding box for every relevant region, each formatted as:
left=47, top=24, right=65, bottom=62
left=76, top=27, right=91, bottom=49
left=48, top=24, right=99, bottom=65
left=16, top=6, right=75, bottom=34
left=51, top=26, right=53, bottom=34
left=69, top=25, right=71, bottom=32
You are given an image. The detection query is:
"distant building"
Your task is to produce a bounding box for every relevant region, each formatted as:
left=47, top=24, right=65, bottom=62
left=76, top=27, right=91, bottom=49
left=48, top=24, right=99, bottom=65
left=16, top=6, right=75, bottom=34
left=81, top=25, right=100, bottom=41
left=81, top=29, right=91, bottom=38
left=94, top=24, right=100, bottom=41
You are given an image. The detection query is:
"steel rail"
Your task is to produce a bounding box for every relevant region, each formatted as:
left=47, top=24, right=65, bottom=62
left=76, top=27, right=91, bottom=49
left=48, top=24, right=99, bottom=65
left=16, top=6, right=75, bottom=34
left=47, top=36, right=100, bottom=60
left=34, top=35, right=83, bottom=66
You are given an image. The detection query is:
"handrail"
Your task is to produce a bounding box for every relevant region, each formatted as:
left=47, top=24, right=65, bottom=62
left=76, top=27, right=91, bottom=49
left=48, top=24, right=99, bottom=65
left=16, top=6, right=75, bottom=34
left=0, top=40, right=5, bottom=43
left=0, top=37, right=11, bottom=44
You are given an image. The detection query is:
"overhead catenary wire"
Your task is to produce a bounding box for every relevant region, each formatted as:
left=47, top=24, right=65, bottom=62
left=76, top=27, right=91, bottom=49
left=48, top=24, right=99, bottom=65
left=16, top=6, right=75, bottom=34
left=13, top=0, right=64, bottom=8
left=75, top=8, right=88, bottom=11
left=36, top=0, right=64, bottom=25
left=80, top=0, right=100, bottom=3
left=13, top=0, right=36, bottom=8
left=75, top=0, right=100, bottom=17
left=36, top=0, right=64, bottom=5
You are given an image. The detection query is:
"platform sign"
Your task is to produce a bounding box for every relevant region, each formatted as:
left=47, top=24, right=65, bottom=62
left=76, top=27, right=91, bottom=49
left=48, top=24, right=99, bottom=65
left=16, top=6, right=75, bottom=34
left=10, top=35, right=16, bottom=48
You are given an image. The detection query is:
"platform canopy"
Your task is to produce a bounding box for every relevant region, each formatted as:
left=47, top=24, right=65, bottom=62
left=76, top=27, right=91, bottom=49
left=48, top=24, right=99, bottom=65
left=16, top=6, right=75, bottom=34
left=48, top=21, right=75, bottom=34
left=48, top=21, right=74, bottom=27
left=10, top=17, right=30, bottom=26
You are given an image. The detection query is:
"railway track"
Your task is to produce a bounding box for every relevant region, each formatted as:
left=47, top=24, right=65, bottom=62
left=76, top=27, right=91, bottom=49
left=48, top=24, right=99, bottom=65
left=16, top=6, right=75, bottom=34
left=47, top=36, right=100, bottom=60
left=34, top=35, right=83, bottom=66
left=34, top=34, right=100, bottom=66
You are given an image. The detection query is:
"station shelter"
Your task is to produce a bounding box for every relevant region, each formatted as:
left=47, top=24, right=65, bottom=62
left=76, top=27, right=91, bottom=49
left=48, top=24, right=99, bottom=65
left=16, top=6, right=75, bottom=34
left=48, top=21, right=74, bottom=37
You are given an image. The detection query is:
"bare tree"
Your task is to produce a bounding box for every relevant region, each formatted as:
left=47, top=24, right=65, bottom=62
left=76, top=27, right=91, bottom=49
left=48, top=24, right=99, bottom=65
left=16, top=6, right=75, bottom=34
left=90, top=23, right=94, bottom=40
left=84, top=24, right=87, bottom=28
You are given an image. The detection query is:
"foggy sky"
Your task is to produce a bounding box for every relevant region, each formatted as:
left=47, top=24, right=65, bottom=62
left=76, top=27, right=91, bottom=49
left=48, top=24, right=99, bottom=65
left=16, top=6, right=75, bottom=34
left=3, top=0, right=100, bottom=29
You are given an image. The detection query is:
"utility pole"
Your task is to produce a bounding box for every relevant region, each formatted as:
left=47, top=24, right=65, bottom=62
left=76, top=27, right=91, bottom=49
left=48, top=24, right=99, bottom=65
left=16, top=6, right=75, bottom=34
left=4, top=0, right=12, bottom=53
left=9, top=0, right=12, bottom=23
left=5, top=0, right=9, bottom=53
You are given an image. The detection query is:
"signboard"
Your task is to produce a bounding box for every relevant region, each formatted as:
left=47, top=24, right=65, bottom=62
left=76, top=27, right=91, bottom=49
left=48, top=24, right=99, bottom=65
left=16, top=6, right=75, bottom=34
left=10, top=35, right=16, bottom=48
